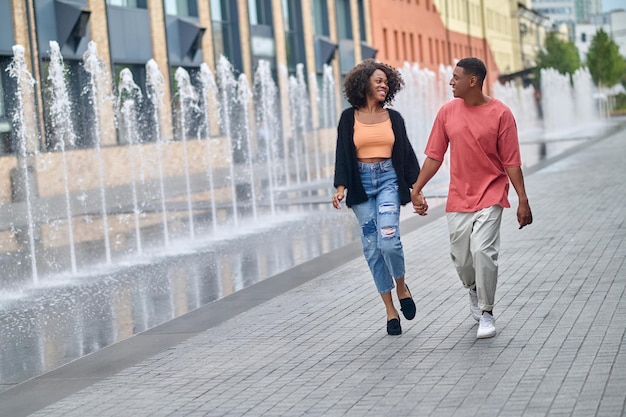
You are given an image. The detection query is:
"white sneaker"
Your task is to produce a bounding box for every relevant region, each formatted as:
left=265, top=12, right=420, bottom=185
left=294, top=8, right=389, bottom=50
left=469, top=288, right=481, bottom=321
left=477, top=312, right=496, bottom=339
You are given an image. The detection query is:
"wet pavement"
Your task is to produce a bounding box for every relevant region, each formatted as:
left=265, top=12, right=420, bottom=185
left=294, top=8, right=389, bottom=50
left=0, top=118, right=625, bottom=416
left=0, top=210, right=361, bottom=389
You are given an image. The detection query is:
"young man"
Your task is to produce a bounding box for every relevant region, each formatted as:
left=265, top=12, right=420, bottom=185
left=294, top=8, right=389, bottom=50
left=411, top=57, right=533, bottom=339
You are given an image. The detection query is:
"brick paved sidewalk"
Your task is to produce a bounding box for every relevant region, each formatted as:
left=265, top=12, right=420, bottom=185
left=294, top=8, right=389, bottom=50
left=4, top=126, right=626, bottom=416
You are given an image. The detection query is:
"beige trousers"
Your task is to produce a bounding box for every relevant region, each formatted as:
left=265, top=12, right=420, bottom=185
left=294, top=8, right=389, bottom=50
left=446, top=205, right=503, bottom=312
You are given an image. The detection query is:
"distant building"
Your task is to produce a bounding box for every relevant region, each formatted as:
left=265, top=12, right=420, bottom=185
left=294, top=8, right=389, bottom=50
left=517, top=2, right=551, bottom=71
left=531, top=0, right=601, bottom=23
left=577, top=0, right=602, bottom=22
left=531, top=0, right=601, bottom=41
left=575, top=9, right=626, bottom=60
left=531, top=0, right=576, bottom=24
left=367, top=0, right=527, bottom=93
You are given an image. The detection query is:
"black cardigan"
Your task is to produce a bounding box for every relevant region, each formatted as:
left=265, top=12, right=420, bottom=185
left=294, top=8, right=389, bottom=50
left=333, top=107, right=420, bottom=208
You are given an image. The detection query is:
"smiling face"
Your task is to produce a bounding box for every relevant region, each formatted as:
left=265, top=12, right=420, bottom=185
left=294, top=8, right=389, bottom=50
left=450, top=65, right=472, bottom=99
left=367, top=69, right=389, bottom=103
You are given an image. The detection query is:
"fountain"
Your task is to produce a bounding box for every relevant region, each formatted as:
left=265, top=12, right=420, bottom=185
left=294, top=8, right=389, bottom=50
left=215, top=56, right=240, bottom=226
left=145, top=59, right=171, bottom=246
left=319, top=64, right=337, bottom=177
left=0, top=44, right=615, bottom=389
left=288, top=64, right=313, bottom=184
left=6, top=45, right=39, bottom=284
left=47, top=41, right=78, bottom=274
left=541, top=68, right=577, bottom=135
left=572, top=67, right=600, bottom=127
left=1, top=44, right=344, bottom=292
left=83, top=41, right=113, bottom=265
left=173, top=67, right=199, bottom=239
left=197, top=63, right=220, bottom=232
left=489, top=67, right=605, bottom=168
left=252, top=60, right=280, bottom=216
left=308, top=71, right=322, bottom=181
left=235, top=73, right=258, bottom=221
left=117, top=68, right=146, bottom=255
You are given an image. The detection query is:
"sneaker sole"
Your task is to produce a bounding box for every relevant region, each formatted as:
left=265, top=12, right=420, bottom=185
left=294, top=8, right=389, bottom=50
left=476, top=329, right=496, bottom=339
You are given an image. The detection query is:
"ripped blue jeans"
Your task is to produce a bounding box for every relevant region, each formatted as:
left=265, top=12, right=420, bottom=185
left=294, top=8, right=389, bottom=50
left=352, top=158, right=405, bottom=294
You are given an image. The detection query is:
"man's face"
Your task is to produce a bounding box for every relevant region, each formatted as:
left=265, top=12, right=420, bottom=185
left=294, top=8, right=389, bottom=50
left=450, top=66, right=472, bottom=99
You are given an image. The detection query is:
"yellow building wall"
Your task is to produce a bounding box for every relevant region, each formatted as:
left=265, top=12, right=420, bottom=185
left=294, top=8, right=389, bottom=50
left=483, top=0, right=520, bottom=74
left=433, top=0, right=521, bottom=74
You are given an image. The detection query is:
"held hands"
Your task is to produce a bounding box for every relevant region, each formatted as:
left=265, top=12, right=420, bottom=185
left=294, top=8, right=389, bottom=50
left=332, top=188, right=346, bottom=209
left=411, top=189, right=428, bottom=216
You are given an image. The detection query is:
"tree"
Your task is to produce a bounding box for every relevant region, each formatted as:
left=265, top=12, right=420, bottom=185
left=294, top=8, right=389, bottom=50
left=534, top=32, right=581, bottom=84
left=586, top=29, right=625, bottom=88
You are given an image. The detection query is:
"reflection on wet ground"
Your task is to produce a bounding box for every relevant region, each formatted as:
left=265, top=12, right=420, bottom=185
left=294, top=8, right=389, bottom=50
left=518, top=126, right=609, bottom=168
left=0, top=121, right=620, bottom=391
left=0, top=210, right=359, bottom=390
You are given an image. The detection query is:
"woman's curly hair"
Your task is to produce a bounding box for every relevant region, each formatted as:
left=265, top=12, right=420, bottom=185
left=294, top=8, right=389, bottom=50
left=343, top=59, right=404, bottom=108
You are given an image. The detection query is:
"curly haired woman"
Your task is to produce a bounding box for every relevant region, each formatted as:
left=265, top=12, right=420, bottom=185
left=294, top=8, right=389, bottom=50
left=332, top=59, right=423, bottom=335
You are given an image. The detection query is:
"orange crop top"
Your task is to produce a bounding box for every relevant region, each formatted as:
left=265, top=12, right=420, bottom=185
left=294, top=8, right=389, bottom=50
left=354, top=118, right=394, bottom=159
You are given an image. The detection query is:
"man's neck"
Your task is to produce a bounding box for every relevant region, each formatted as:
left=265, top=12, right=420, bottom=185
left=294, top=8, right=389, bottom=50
left=463, top=93, right=490, bottom=106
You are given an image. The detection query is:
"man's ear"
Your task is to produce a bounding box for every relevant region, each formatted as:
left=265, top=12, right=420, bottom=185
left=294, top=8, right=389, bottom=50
left=469, top=75, right=478, bottom=87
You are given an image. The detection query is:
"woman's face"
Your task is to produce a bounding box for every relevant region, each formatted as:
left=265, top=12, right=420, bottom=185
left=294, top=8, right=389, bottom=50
left=367, top=69, right=389, bottom=103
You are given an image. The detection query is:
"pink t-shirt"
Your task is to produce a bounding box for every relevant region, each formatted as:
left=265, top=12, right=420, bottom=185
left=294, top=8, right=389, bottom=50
left=425, top=97, right=521, bottom=212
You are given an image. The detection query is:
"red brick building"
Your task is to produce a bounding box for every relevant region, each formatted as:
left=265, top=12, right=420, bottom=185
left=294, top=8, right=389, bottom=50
left=368, top=0, right=500, bottom=93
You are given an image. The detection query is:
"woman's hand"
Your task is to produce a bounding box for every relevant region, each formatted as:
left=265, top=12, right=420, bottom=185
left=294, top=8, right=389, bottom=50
left=332, top=187, right=346, bottom=209
left=411, top=190, right=428, bottom=216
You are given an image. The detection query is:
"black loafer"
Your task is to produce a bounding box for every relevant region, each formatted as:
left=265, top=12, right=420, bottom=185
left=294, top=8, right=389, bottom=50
left=387, top=317, right=402, bottom=335
left=400, top=285, right=416, bottom=320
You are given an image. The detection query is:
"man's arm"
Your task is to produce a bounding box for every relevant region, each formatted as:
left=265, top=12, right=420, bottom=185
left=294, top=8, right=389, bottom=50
left=411, top=157, right=443, bottom=215
left=505, top=166, right=533, bottom=229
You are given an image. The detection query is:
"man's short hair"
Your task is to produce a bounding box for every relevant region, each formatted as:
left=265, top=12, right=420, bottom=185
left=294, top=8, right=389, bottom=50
left=456, top=57, right=487, bottom=85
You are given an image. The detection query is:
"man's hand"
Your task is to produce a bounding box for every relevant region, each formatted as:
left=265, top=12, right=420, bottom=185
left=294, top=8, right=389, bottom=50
left=517, top=200, right=533, bottom=229
left=411, top=190, right=428, bottom=216
left=504, top=166, right=532, bottom=229
left=410, top=158, right=442, bottom=216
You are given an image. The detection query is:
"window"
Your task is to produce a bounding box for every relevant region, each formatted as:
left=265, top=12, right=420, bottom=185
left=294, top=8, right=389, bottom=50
left=283, top=0, right=305, bottom=73
left=428, top=37, right=433, bottom=63
left=312, top=0, right=329, bottom=36
left=0, top=57, right=13, bottom=154
left=248, top=0, right=272, bottom=25
left=210, top=0, right=243, bottom=72
left=336, top=0, right=352, bottom=39
left=394, top=30, right=399, bottom=60
left=0, top=63, right=5, bottom=118
left=418, top=34, right=423, bottom=62
left=357, top=0, right=366, bottom=41
left=164, top=0, right=198, bottom=17
left=106, top=0, right=147, bottom=8
left=402, top=32, right=407, bottom=61
left=383, top=28, right=388, bottom=60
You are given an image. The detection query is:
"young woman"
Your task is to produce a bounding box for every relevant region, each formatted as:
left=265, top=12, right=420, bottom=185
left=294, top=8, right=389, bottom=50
left=332, top=59, right=423, bottom=335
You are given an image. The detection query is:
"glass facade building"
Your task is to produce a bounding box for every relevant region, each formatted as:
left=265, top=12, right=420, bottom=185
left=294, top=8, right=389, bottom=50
left=0, top=0, right=373, bottom=154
